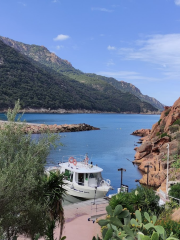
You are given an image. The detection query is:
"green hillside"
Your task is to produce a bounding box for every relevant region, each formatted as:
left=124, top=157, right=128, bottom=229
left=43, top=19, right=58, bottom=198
left=0, top=38, right=157, bottom=113
left=0, top=36, right=163, bottom=111
left=86, top=74, right=164, bottom=110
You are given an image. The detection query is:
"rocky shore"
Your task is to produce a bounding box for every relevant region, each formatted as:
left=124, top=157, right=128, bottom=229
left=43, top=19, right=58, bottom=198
left=132, top=97, right=180, bottom=192
left=0, top=121, right=100, bottom=134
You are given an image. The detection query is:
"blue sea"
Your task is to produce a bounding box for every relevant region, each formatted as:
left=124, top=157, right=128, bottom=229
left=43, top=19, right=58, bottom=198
left=0, top=113, right=159, bottom=195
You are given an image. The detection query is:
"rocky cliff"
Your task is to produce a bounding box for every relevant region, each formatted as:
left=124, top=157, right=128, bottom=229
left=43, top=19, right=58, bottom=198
left=132, top=97, right=180, bottom=191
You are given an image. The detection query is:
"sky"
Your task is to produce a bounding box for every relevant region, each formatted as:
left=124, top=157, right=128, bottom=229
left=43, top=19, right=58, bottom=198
left=0, top=0, right=180, bottom=106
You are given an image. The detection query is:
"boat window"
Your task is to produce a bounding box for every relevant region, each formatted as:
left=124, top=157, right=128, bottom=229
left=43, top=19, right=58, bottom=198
left=89, top=173, right=95, bottom=178
left=64, top=169, right=73, bottom=182
left=78, top=173, right=84, bottom=186
left=89, top=173, right=98, bottom=179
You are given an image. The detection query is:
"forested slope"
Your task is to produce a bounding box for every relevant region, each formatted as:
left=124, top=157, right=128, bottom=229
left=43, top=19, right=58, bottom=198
left=0, top=38, right=157, bottom=113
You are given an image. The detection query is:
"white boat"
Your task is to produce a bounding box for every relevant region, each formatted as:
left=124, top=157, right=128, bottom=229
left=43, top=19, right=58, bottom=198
left=46, top=155, right=113, bottom=199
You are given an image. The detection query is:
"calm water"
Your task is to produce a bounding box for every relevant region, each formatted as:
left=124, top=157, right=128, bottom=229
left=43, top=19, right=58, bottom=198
left=0, top=113, right=159, bottom=195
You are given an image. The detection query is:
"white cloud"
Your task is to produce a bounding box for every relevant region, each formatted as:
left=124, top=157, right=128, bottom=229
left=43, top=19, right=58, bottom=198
left=91, top=7, right=113, bottom=13
left=98, top=71, right=160, bottom=82
left=18, top=2, right=26, bottom=7
left=106, top=59, right=115, bottom=66
left=107, top=45, right=116, bottom=50
left=53, top=34, right=70, bottom=41
left=175, top=0, right=180, bottom=6
left=56, top=45, right=64, bottom=50
left=118, top=34, right=180, bottom=79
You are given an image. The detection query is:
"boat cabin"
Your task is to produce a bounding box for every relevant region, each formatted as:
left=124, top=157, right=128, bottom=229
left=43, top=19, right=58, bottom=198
left=60, top=162, right=103, bottom=188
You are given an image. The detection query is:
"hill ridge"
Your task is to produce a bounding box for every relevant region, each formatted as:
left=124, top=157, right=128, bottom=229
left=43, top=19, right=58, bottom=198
left=0, top=37, right=157, bottom=113
left=0, top=36, right=164, bottom=110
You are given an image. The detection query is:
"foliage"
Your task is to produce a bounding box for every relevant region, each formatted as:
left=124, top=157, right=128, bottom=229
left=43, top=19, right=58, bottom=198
left=160, top=133, right=169, bottom=139
left=160, top=124, right=165, bottom=133
left=86, top=73, right=164, bottom=110
left=171, top=155, right=180, bottom=169
left=109, top=185, right=161, bottom=215
left=93, top=204, right=178, bottom=240
left=0, top=101, right=65, bottom=240
left=0, top=38, right=158, bottom=113
left=156, top=218, right=180, bottom=239
left=158, top=119, right=162, bottom=125
left=173, top=119, right=180, bottom=126
left=169, top=183, right=180, bottom=199
left=43, top=171, right=66, bottom=240
left=164, top=109, right=171, bottom=116
left=156, top=132, right=161, bottom=136
left=175, top=132, right=180, bottom=141
left=169, top=125, right=179, bottom=133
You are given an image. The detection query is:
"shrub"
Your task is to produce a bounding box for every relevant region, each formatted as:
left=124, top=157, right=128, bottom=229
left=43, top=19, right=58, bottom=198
left=169, top=183, right=180, bottom=199
left=156, top=218, right=180, bottom=239
left=165, top=108, right=171, bottom=116
left=169, top=125, right=179, bottom=133
left=160, top=124, right=165, bottom=132
left=156, top=132, right=160, bottom=136
left=158, top=119, right=162, bottom=125
left=161, top=132, right=168, bottom=138
left=94, top=205, right=178, bottom=240
left=109, top=185, right=161, bottom=215
left=176, top=132, right=180, bottom=141
left=173, top=119, right=180, bottom=125
left=171, top=155, right=180, bottom=169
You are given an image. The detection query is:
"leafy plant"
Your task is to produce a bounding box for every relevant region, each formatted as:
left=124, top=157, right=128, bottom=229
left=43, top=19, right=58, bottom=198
left=0, top=101, right=65, bottom=240
left=156, top=218, right=180, bottom=239
left=93, top=205, right=178, bottom=240
left=169, top=125, right=179, bottom=133
left=169, top=183, right=180, bottom=199
left=171, top=155, right=180, bottom=169
left=158, top=119, right=162, bottom=125
left=165, top=109, right=171, bottom=116
left=109, top=186, right=161, bottom=215
left=173, top=119, right=180, bottom=126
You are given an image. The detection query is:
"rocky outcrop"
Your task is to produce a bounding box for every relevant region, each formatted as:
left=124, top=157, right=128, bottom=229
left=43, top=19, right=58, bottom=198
left=132, top=97, right=180, bottom=190
left=0, top=122, right=100, bottom=134
left=131, top=129, right=151, bottom=137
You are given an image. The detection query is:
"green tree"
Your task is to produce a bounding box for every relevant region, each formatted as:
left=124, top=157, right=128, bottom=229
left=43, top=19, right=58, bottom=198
left=0, top=101, right=64, bottom=240
left=43, top=171, right=66, bottom=240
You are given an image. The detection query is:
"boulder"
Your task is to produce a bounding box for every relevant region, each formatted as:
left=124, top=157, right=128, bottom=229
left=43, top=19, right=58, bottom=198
left=139, top=170, right=166, bottom=187
left=137, top=141, right=152, bottom=153
left=131, top=129, right=151, bottom=137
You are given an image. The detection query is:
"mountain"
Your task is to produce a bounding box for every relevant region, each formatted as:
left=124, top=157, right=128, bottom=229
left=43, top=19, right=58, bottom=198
left=0, top=36, right=164, bottom=111
left=86, top=74, right=164, bottom=111
left=0, top=39, right=158, bottom=112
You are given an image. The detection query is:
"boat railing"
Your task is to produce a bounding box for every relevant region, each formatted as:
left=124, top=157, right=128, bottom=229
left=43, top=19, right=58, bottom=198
left=62, top=155, right=88, bottom=163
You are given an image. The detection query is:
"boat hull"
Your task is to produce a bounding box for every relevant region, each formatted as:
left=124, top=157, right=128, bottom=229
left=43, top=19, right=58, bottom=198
left=64, top=182, right=110, bottom=199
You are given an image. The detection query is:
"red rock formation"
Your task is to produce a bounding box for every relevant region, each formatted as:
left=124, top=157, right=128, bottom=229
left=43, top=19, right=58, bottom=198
left=131, top=129, right=151, bottom=137
left=133, top=97, right=180, bottom=189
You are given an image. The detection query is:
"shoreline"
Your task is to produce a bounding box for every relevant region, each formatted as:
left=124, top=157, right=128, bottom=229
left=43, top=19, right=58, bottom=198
left=0, top=109, right=161, bottom=115
left=0, top=121, right=100, bottom=134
